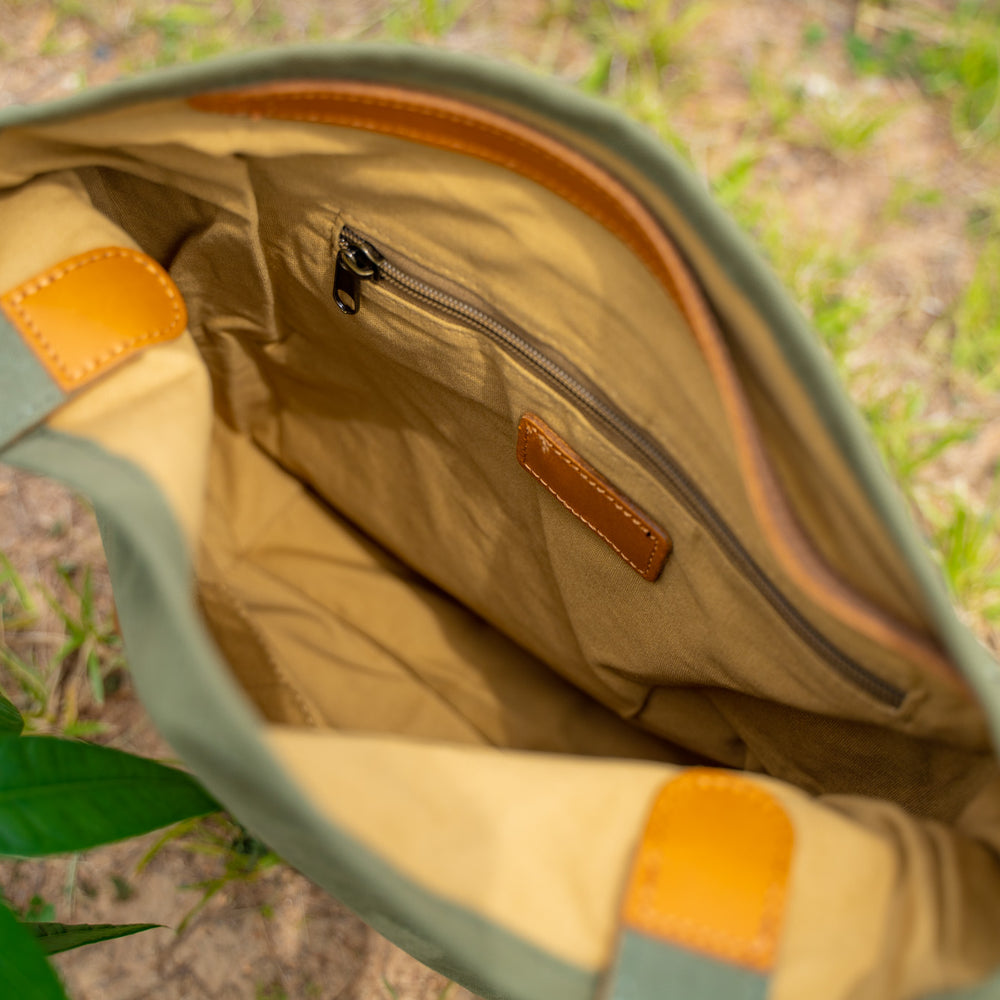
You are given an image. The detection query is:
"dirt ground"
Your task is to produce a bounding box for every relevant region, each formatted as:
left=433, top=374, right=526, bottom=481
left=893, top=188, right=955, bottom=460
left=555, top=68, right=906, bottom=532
left=0, top=1, right=998, bottom=998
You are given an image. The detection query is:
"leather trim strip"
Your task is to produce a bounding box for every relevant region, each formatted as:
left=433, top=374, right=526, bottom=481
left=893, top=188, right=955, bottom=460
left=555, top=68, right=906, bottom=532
left=0, top=247, right=187, bottom=393
left=186, top=81, right=959, bottom=683
left=188, top=83, right=688, bottom=315
left=517, top=413, right=671, bottom=582
left=622, top=771, right=793, bottom=972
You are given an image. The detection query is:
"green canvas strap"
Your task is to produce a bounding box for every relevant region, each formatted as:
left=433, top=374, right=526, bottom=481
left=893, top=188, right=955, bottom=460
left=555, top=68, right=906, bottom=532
left=608, top=934, right=1000, bottom=1000
left=0, top=311, right=65, bottom=451
left=932, top=971, right=1000, bottom=1000
left=609, top=934, right=767, bottom=1000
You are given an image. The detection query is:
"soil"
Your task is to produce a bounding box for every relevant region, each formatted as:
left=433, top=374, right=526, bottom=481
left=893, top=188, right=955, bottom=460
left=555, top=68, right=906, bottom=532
left=0, top=1, right=997, bottom=998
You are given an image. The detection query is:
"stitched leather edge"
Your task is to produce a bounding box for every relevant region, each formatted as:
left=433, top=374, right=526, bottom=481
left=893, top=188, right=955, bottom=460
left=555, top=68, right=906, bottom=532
left=517, top=413, right=671, bottom=582
left=0, top=246, right=187, bottom=392
left=623, top=771, right=793, bottom=972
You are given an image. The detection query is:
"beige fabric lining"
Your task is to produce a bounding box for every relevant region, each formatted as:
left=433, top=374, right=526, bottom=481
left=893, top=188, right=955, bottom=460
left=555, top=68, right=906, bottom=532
left=199, top=421, right=686, bottom=759
left=3, top=98, right=1000, bottom=997
left=265, top=728, right=676, bottom=970
left=265, top=728, right=1000, bottom=999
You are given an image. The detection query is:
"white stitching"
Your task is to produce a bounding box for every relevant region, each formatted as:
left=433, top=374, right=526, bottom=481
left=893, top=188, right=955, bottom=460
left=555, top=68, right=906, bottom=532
left=519, top=418, right=665, bottom=577
left=3, top=247, right=183, bottom=385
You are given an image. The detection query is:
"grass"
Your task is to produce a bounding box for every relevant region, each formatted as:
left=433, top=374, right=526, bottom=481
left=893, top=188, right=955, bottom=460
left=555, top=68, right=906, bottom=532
left=48, top=563, right=124, bottom=708
left=882, top=175, right=944, bottom=223
left=28, top=0, right=292, bottom=71
left=569, top=0, right=711, bottom=87
left=764, top=225, right=874, bottom=367
left=255, top=984, right=289, bottom=1000
left=924, top=480, right=1000, bottom=628
left=133, top=0, right=287, bottom=68
left=809, top=94, right=901, bottom=154
left=847, top=0, right=1000, bottom=147
left=952, top=219, right=1000, bottom=389
left=548, top=0, right=708, bottom=159
left=23, top=894, right=57, bottom=922
left=745, top=50, right=901, bottom=157
left=380, top=0, right=473, bottom=41
left=862, top=385, right=981, bottom=495
left=708, top=155, right=877, bottom=370
left=135, top=815, right=280, bottom=934
left=0, top=551, right=123, bottom=735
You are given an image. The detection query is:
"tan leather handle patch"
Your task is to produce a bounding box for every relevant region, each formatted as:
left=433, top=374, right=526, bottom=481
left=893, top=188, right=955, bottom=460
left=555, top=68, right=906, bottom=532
left=1, top=246, right=187, bottom=392
left=623, top=771, right=793, bottom=972
left=517, top=413, right=671, bottom=581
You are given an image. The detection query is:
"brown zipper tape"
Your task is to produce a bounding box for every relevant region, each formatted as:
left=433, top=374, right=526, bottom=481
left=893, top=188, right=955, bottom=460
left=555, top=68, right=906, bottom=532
left=187, top=81, right=961, bottom=688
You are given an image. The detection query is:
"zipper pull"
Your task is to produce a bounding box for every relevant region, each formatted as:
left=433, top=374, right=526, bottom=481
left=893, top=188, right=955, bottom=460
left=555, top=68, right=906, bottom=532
left=333, top=239, right=380, bottom=315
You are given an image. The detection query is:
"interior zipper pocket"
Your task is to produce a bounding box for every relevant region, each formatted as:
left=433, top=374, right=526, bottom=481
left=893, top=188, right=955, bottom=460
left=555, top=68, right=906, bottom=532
left=331, top=224, right=906, bottom=710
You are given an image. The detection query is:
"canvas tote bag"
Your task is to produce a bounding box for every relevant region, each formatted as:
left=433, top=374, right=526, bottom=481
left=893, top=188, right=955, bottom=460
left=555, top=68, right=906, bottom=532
left=1, top=45, right=999, bottom=1000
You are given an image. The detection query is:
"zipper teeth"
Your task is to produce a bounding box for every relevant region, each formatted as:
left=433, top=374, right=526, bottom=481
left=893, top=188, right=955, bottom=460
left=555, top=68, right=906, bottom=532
left=340, top=230, right=906, bottom=708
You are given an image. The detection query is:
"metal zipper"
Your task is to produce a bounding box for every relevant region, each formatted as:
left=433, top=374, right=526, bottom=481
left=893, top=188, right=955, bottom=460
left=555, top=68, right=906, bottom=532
left=333, top=227, right=906, bottom=708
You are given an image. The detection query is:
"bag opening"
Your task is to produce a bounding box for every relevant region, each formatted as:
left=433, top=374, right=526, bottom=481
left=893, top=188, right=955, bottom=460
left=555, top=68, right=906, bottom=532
left=0, top=85, right=996, bottom=830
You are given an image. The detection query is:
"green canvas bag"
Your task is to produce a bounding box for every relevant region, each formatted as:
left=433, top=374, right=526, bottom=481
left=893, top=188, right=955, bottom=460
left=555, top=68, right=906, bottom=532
left=1, top=45, right=999, bottom=1000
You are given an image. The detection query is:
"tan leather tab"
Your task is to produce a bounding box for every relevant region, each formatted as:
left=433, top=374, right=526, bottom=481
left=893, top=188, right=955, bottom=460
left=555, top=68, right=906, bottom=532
left=623, top=771, right=793, bottom=971
left=1, top=247, right=187, bottom=392
left=517, top=413, right=671, bottom=581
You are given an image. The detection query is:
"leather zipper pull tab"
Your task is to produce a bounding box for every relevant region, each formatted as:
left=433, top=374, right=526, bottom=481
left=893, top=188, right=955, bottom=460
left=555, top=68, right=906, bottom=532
left=333, top=240, right=379, bottom=315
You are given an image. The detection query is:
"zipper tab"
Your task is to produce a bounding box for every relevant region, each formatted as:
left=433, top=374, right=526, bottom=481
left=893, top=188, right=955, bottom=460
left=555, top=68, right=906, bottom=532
left=333, top=239, right=380, bottom=315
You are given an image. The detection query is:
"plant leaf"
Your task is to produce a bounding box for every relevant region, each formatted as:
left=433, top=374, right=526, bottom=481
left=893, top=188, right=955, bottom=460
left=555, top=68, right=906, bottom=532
left=27, top=921, right=161, bottom=955
left=0, top=736, right=219, bottom=857
left=0, top=689, right=24, bottom=736
left=0, top=902, right=69, bottom=1000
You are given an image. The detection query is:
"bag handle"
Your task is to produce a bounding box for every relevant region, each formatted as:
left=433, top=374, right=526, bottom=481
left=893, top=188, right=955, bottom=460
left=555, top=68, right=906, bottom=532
left=0, top=310, right=65, bottom=450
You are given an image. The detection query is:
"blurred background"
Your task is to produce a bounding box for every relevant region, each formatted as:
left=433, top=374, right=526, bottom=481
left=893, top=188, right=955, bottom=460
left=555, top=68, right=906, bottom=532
left=0, top=1, right=998, bottom=997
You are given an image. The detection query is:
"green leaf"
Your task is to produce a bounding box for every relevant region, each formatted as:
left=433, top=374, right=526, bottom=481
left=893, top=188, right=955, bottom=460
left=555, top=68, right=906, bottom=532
left=0, top=688, right=24, bottom=736
left=0, top=902, right=69, bottom=1000
left=28, top=921, right=161, bottom=955
left=0, top=736, right=219, bottom=857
